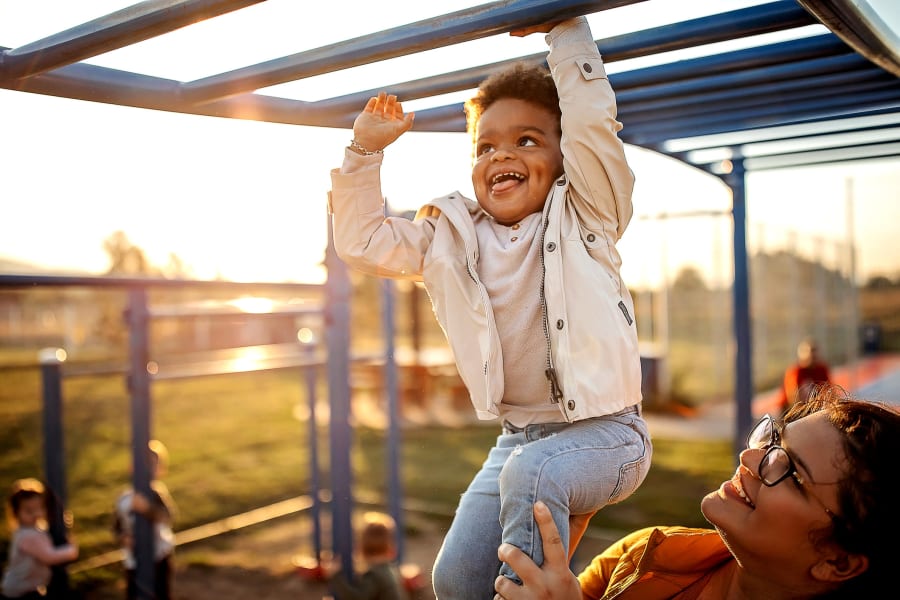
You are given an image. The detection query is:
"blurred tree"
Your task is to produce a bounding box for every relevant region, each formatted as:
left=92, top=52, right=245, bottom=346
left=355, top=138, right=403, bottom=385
left=103, top=230, right=152, bottom=275
left=865, top=275, right=897, bottom=289
left=672, top=265, right=708, bottom=292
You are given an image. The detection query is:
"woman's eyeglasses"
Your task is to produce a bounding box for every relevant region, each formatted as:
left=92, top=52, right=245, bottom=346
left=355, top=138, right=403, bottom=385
left=747, top=415, right=840, bottom=520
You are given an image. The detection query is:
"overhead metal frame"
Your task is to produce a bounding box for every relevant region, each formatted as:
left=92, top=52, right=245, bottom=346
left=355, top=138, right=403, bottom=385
left=3, top=0, right=899, bottom=573
left=3, top=0, right=899, bottom=428
left=3, top=1, right=898, bottom=170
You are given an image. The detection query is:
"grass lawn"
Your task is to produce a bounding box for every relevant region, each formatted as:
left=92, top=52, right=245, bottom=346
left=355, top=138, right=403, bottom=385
left=0, top=365, right=734, bottom=593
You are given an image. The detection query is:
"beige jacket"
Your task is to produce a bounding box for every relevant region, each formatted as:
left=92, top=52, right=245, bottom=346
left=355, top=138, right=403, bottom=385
left=330, top=18, right=641, bottom=420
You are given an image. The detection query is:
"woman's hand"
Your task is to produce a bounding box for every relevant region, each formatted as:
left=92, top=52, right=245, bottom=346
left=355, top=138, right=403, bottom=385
left=494, top=501, right=583, bottom=600
left=351, top=91, right=415, bottom=152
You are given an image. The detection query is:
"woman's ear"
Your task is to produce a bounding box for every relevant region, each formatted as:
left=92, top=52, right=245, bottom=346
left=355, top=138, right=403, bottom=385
left=811, top=551, right=868, bottom=583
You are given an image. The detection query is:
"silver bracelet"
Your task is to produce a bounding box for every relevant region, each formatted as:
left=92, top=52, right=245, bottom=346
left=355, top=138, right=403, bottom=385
left=349, top=139, right=384, bottom=156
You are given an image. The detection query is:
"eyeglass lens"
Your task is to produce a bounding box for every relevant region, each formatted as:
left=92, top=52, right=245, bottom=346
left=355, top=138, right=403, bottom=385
left=759, top=447, right=791, bottom=486
left=748, top=416, right=776, bottom=450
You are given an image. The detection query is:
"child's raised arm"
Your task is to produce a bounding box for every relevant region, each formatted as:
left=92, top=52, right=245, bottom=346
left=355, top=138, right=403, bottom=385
left=350, top=91, right=415, bottom=154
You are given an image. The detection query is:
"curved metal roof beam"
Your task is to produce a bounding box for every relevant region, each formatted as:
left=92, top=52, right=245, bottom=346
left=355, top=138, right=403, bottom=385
left=799, top=0, right=900, bottom=77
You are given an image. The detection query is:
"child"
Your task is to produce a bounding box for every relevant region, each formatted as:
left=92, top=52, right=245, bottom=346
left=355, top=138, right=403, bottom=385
left=325, top=512, right=409, bottom=600
left=777, top=337, right=832, bottom=413
left=329, top=16, right=651, bottom=598
left=1, top=478, right=78, bottom=600
left=113, top=440, right=177, bottom=600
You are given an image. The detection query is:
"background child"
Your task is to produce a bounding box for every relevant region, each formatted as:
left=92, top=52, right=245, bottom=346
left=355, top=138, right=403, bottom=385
left=325, top=512, right=409, bottom=600
left=1, top=478, right=78, bottom=600
left=113, top=440, right=177, bottom=600
left=330, top=16, right=651, bottom=599
left=778, top=337, right=832, bottom=413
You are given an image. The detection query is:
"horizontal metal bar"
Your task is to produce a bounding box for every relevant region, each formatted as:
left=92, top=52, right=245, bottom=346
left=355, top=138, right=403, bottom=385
left=616, top=53, right=871, bottom=107
left=0, top=0, right=263, bottom=81
left=306, top=1, right=817, bottom=115
left=150, top=303, right=324, bottom=318
left=181, top=0, right=646, bottom=104
left=0, top=17, right=853, bottom=132
left=689, top=130, right=900, bottom=164
left=671, top=116, right=900, bottom=153
left=621, top=75, right=899, bottom=127
left=745, top=140, right=900, bottom=170
left=380, top=35, right=855, bottom=132
left=625, top=92, right=900, bottom=146
left=0, top=273, right=324, bottom=292
left=611, top=34, right=850, bottom=90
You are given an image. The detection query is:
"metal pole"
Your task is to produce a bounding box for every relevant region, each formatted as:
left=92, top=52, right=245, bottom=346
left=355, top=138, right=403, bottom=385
left=39, top=347, right=71, bottom=598
left=726, top=157, right=753, bottom=458
left=126, top=288, right=155, bottom=600
left=844, top=177, right=859, bottom=390
left=304, top=342, right=323, bottom=563
left=381, top=278, right=405, bottom=564
left=324, top=196, right=355, bottom=585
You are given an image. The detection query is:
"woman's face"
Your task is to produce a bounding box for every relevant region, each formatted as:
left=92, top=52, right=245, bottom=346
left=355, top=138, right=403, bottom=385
left=701, top=411, right=845, bottom=576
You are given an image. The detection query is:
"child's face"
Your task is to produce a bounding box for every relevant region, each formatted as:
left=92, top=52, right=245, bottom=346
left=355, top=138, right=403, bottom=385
left=16, top=496, right=46, bottom=528
left=471, top=97, right=563, bottom=226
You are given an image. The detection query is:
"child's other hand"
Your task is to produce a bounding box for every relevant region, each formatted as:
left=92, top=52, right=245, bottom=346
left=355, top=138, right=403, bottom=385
left=352, top=92, right=415, bottom=152
left=131, top=492, right=151, bottom=515
left=510, top=21, right=564, bottom=37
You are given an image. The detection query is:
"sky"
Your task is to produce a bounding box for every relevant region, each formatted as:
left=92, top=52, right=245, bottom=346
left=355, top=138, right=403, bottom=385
left=2, top=0, right=899, bottom=287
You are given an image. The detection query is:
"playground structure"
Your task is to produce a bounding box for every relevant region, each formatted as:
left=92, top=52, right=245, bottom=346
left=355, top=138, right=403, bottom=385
left=3, top=1, right=900, bottom=597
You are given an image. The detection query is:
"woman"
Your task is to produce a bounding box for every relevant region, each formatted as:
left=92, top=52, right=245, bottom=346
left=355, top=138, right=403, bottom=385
left=494, top=384, right=900, bottom=599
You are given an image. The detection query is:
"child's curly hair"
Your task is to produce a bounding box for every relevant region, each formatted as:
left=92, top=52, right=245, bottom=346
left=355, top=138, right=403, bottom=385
left=464, top=61, right=561, bottom=148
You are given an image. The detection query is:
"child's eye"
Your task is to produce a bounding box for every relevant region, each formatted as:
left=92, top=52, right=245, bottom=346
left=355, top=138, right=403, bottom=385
left=476, top=143, right=494, bottom=156
left=518, top=137, right=538, bottom=147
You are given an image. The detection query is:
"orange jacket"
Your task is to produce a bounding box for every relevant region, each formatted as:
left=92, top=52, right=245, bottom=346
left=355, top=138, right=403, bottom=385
left=578, top=526, right=732, bottom=599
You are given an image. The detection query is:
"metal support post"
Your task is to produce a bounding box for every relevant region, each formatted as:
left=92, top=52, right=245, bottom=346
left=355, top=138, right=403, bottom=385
left=126, top=288, right=155, bottom=600
left=725, top=157, right=753, bottom=458
left=39, top=347, right=71, bottom=597
left=381, top=278, right=405, bottom=564
left=324, top=198, right=356, bottom=586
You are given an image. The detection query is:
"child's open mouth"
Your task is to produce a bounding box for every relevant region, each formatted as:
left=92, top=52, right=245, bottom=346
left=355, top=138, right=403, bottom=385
left=491, top=171, right=525, bottom=194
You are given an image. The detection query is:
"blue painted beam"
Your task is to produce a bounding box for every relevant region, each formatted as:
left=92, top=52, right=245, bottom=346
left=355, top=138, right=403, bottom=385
left=624, top=90, right=900, bottom=145
left=181, top=0, right=648, bottom=104
left=744, top=140, right=900, bottom=170
left=304, top=1, right=816, bottom=116
left=0, top=0, right=264, bottom=80
left=724, top=159, right=753, bottom=459
left=126, top=289, right=156, bottom=600
left=675, top=118, right=900, bottom=153
left=621, top=77, right=900, bottom=127
left=615, top=53, right=873, bottom=107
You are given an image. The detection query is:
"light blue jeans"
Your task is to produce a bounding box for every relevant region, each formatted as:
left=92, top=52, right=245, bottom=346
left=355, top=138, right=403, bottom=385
left=431, top=405, right=651, bottom=599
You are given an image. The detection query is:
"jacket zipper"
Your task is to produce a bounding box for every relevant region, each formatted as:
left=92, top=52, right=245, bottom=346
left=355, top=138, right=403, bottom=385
left=539, top=200, right=562, bottom=405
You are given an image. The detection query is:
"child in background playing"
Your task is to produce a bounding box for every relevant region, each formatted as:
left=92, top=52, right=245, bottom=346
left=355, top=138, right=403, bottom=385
left=325, top=512, right=409, bottom=600
left=329, top=16, right=651, bottom=599
left=113, top=440, right=177, bottom=600
left=1, top=478, right=78, bottom=600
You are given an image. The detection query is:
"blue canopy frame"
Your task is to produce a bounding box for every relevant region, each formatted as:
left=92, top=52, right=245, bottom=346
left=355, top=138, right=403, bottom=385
left=3, top=0, right=899, bottom=594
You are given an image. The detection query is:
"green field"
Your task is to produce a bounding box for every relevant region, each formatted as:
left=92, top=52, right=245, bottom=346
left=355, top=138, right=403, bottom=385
left=0, top=364, right=733, bottom=593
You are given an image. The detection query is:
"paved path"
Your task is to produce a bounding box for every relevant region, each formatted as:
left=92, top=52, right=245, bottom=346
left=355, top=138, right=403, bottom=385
left=644, top=353, right=900, bottom=441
